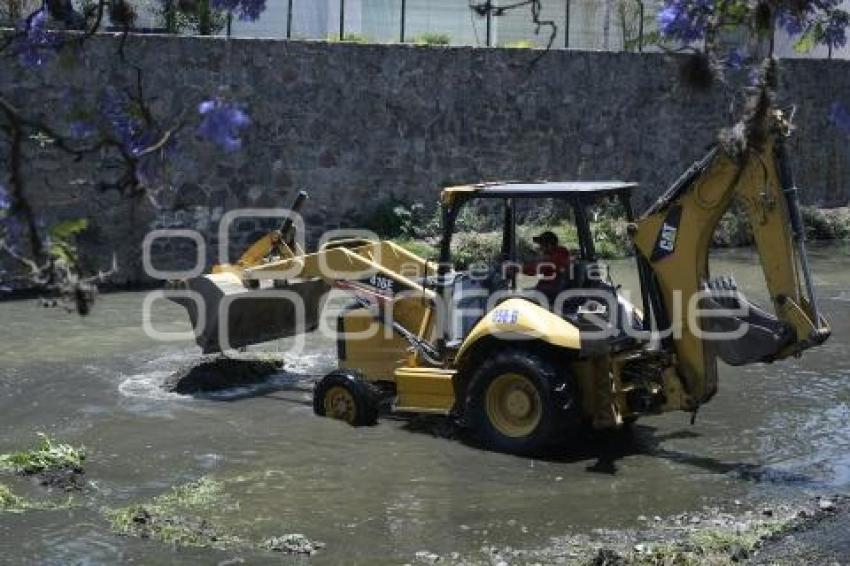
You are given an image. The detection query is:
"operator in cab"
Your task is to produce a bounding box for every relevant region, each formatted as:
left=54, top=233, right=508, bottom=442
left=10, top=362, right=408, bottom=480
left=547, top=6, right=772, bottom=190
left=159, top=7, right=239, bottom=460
left=519, top=231, right=573, bottom=299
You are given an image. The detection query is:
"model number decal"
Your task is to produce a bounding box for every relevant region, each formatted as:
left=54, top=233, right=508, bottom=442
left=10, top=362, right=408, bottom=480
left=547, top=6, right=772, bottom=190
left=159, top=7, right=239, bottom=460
left=369, top=274, right=395, bottom=293
left=492, top=309, right=519, bottom=325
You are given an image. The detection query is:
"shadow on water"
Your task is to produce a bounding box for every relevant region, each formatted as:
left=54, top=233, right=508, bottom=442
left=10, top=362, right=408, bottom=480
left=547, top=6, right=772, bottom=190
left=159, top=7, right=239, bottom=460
left=558, top=426, right=815, bottom=485
left=168, top=365, right=818, bottom=488
left=397, top=414, right=818, bottom=486
left=572, top=426, right=814, bottom=485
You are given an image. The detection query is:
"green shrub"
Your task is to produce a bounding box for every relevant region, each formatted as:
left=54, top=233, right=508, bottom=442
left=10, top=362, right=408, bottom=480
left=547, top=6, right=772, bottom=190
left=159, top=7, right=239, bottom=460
left=394, top=238, right=437, bottom=260
left=48, top=217, right=89, bottom=271
left=414, top=32, right=450, bottom=46
left=450, top=231, right=502, bottom=269
left=450, top=231, right=535, bottom=269
left=359, top=198, right=429, bottom=239
left=455, top=204, right=496, bottom=233
left=591, top=217, right=632, bottom=258
left=713, top=208, right=753, bottom=247
left=801, top=206, right=850, bottom=240
left=713, top=205, right=850, bottom=246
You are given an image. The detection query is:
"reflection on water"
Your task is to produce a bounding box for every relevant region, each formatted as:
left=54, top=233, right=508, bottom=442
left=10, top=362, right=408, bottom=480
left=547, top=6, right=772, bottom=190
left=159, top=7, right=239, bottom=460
left=0, top=245, right=848, bottom=563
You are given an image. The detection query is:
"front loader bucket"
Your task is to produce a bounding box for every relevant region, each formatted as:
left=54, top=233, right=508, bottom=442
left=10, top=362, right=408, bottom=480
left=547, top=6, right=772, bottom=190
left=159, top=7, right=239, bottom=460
left=170, top=273, right=329, bottom=354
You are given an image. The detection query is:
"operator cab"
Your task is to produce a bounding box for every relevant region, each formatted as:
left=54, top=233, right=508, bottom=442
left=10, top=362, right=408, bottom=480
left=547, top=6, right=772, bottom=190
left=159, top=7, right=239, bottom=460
left=436, top=181, right=646, bottom=348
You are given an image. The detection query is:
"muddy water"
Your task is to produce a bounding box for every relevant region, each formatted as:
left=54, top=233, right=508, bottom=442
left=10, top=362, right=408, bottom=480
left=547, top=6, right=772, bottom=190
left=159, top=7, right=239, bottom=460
left=0, top=245, right=848, bottom=564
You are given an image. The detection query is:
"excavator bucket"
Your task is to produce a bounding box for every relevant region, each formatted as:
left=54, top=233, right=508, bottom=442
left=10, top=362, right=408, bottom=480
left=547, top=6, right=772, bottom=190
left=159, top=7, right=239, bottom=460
left=168, top=191, right=329, bottom=354
left=169, top=272, right=329, bottom=354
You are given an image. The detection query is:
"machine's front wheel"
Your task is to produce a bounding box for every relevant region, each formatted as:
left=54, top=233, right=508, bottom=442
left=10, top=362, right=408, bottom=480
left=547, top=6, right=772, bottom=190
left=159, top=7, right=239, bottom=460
left=313, top=370, right=379, bottom=426
left=466, top=349, right=577, bottom=454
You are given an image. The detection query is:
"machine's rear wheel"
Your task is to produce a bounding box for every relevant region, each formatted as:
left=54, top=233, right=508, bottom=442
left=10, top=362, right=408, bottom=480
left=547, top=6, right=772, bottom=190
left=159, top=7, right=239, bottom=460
left=313, top=370, right=379, bottom=426
left=466, top=349, right=577, bottom=454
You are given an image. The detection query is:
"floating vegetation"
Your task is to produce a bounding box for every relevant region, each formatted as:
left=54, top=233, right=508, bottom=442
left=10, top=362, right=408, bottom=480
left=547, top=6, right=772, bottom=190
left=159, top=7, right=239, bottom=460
left=0, top=484, right=24, bottom=512
left=0, top=482, right=75, bottom=513
left=0, top=433, right=86, bottom=491
left=105, top=477, right=325, bottom=555
left=262, top=533, right=325, bottom=556
left=155, top=477, right=229, bottom=509
left=106, top=478, right=239, bottom=549
left=107, top=505, right=239, bottom=548
left=0, top=433, right=86, bottom=476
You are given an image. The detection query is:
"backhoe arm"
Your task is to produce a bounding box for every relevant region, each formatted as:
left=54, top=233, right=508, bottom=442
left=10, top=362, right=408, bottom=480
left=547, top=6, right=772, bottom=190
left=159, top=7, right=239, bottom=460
left=633, top=132, right=830, bottom=408
left=246, top=238, right=440, bottom=357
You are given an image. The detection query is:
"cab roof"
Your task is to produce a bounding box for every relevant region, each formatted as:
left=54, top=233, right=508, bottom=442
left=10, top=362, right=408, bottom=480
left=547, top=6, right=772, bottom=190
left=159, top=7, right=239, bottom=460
left=441, top=181, right=639, bottom=203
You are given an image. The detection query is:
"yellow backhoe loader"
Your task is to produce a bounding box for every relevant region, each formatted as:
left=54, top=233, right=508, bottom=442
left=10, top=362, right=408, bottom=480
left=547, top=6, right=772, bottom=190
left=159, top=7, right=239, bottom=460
left=170, top=105, right=830, bottom=455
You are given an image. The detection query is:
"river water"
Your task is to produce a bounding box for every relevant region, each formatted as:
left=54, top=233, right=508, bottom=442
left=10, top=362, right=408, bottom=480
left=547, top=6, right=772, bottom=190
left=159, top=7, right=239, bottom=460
left=0, top=245, right=848, bottom=564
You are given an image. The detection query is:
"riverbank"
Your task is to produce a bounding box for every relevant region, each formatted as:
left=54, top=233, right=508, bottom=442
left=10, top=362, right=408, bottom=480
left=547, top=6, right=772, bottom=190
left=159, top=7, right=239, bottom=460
left=429, top=494, right=850, bottom=564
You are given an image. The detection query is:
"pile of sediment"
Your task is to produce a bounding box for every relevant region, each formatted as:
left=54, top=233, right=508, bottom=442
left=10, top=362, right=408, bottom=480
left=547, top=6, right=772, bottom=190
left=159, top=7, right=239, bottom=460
left=162, top=355, right=285, bottom=394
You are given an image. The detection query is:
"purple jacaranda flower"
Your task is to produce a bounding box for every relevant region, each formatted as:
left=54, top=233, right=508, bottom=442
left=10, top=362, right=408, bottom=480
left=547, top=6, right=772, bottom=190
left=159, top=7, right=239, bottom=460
left=69, top=121, right=96, bottom=140
left=1, top=215, right=25, bottom=254
left=0, top=184, right=10, bottom=211
left=778, top=1, right=849, bottom=50
left=99, top=89, right=149, bottom=155
left=197, top=99, right=251, bottom=152
left=823, top=9, right=850, bottom=49
left=657, top=0, right=714, bottom=44
left=15, top=9, right=61, bottom=67
left=776, top=8, right=806, bottom=36
left=725, top=47, right=746, bottom=69
left=829, top=102, right=850, bottom=135
left=211, top=0, right=266, bottom=21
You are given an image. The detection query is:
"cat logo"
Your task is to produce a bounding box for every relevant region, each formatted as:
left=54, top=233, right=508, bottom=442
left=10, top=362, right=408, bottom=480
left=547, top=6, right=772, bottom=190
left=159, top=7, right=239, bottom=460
left=659, top=223, right=678, bottom=251
left=650, top=205, right=682, bottom=262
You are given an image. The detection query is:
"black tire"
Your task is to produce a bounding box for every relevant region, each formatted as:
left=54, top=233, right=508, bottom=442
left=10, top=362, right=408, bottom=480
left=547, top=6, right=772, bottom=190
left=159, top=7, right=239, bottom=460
left=465, top=349, right=578, bottom=455
left=313, top=370, right=379, bottom=426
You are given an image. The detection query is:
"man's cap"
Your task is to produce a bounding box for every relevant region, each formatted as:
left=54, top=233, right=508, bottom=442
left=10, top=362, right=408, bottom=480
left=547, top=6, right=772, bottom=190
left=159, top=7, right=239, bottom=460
left=533, top=231, right=558, bottom=246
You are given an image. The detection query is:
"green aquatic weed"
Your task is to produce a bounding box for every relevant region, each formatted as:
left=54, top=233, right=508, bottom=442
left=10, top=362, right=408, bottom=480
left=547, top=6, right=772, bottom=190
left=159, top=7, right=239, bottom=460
left=0, top=433, right=86, bottom=475
left=105, top=478, right=238, bottom=549
left=0, top=483, right=75, bottom=513
left=0, top=484, right=24, bottom=511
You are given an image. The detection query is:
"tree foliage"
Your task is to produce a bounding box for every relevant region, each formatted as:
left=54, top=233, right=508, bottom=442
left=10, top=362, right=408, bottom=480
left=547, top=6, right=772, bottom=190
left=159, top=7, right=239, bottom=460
left=0, top=0, right=263, bottom=310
